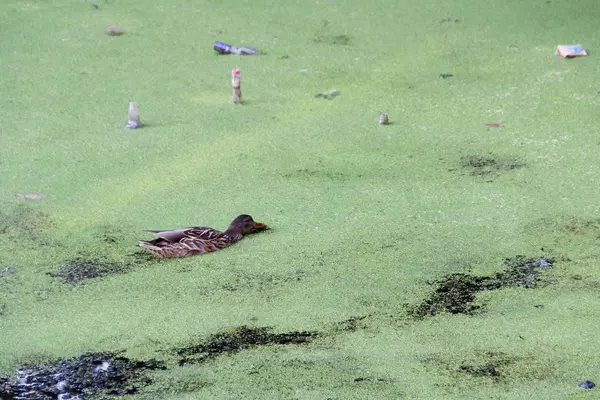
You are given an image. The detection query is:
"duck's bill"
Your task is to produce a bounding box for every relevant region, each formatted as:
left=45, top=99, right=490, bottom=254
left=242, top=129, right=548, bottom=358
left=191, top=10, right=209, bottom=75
left=254, top=222, right=269, bottom=230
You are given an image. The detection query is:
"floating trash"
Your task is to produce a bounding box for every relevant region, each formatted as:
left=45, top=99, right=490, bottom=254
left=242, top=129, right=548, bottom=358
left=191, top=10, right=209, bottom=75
left=15, top=193, right=46, bottom=200
left=230, top=69, right=243, bottom=104
left=104, top=24, right=123, bottom=36
left=579, top=380, right=596, bottom=389
left=214, top=41, right=261, bottom=55
left=535, top=258, right=553, bottom=268
left=379, top=113, right=389, bottom=125
left=484, top=121, right=504, bottom=128
left=556, top=44, right=587, bottom=58
left=125, top=102, right=141, bottom=129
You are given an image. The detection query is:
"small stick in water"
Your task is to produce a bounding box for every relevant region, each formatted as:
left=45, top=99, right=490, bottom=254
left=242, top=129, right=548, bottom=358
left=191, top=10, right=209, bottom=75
left=379, top=113, right=389, bottom=125
left=125, top=102, right=141, bottom=129
left=16, top=192, right=46, bottom=200
left=484, top=120, right=504, bottom=128
left=230, top=69, right=242, bottom=104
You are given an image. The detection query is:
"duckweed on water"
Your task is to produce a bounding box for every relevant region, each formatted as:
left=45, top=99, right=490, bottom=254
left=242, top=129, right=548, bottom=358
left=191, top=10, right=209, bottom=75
left=0, top=205, right=52, bottom=241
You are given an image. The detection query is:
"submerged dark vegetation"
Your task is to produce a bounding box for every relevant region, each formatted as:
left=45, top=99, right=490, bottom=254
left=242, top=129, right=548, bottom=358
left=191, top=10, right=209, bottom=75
left=0, top=352, right=165, bottom=400
left=409, top=255, right=556, bottom=318
left=0, top=250, right=563, bottom=397
left=0, top=326, right=317, bottom=399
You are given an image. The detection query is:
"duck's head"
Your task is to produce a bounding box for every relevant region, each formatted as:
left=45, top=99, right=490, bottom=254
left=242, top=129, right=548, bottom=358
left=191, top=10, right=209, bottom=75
left=229, top=214, right=269, bottom=236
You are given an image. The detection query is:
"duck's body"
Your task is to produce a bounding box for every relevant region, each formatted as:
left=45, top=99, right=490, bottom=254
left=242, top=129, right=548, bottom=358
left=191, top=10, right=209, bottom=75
left=139, top=214, right=268, bottom=259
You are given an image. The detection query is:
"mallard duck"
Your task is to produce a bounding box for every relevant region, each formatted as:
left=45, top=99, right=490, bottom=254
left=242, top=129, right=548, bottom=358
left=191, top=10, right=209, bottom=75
left=138, top=214, right=268, bottom=259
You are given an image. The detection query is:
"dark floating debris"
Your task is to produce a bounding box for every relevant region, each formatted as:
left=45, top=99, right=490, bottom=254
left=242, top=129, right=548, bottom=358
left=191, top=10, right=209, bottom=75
left=423, top=351, right=514, bottom=382
left=353, top=376, right=387, bottom=383
left=456, top=351, right=513, bottom=379
left=174, top=325, right=317, bottom=365
left=315, top=90, right=339, bottom=100
left=459, top=363, right=501, bottom=378
left=460, top=153, right=524, bottom=176
left=579, top=380, right=596, bottom=389
left=333, top=315, right=368, bottom=332
left=409, top=256, right=556, bottom=318
left=440, top=18, right=460, bottom=24
left=0, top=352, right=165, bottom=400
left=439, top=73, right=453, bottom=79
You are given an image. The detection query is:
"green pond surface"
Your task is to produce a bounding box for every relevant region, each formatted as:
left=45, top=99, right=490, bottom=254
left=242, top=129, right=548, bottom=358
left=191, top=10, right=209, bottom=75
left=1, top=0, right=600, bottom=398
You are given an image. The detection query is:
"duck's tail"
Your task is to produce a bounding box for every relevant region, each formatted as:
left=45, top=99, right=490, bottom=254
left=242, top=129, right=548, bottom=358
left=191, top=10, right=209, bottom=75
left=139, top=240, right=156, bottom=249
left=138, top=241, right=196, bottom=258
left=138, top=241, right=165, bottom=257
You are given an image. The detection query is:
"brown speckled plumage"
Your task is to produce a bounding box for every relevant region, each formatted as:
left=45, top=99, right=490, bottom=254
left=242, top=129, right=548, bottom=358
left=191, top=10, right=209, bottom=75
left=138, top=214, right=268, bottom=258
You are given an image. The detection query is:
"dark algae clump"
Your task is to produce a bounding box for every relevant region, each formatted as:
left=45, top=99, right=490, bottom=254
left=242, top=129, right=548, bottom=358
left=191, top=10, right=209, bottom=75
left=409, top=256, right=555, bottom=318
left=459, top=363, right=501, bottom=377
left=459, top=153, right=524, bottom=177
left=423, top=351, right=517, bottom=383
left=48, top=257, right=132, bottom=284
left=0, top=352, right=165, bottom=399
left=174, top=326, right=317, bottom=365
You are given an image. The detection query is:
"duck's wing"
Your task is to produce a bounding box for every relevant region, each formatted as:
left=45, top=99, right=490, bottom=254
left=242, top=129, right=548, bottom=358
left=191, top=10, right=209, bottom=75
left=145, top=226, right=224, bottom=242
left=182, top=227, right=226, bottom=241
left=145, top=227, right=199, bottom=242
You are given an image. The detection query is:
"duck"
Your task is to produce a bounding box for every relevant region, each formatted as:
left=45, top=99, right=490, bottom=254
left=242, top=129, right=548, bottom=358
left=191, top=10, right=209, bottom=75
left=138, top=214, right=269, bottom=258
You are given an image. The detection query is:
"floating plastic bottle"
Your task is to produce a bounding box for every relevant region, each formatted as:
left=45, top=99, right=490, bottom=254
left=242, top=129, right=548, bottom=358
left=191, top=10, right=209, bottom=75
left=214, top=41, right=261, bottom=55
left=125, top=102, right=141, bottom=129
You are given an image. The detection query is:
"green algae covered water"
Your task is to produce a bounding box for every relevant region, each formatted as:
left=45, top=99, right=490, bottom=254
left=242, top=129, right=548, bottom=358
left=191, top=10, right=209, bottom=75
left=1, top=0, right=600, bottom=398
